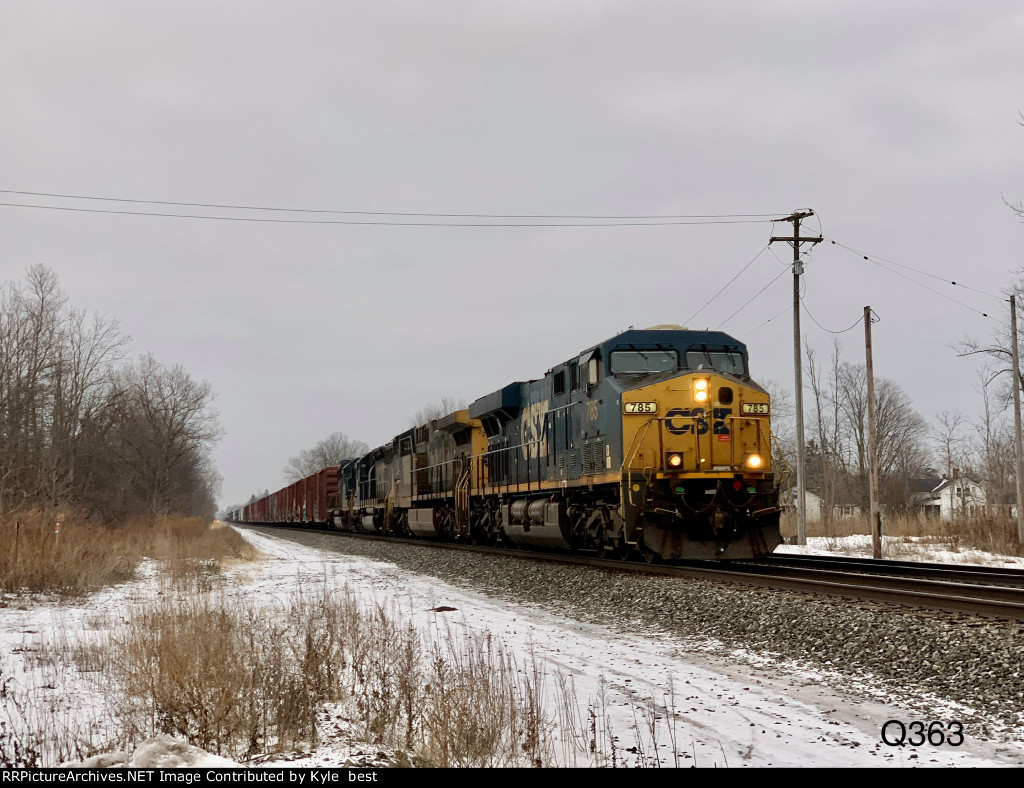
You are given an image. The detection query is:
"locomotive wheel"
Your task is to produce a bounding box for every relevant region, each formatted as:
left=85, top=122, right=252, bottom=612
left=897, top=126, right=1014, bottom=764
left=471, top=529, right=495, bottom=547
left=615, top=536, right=632, bottom=561
left=637, top=533, right=659, bottom=564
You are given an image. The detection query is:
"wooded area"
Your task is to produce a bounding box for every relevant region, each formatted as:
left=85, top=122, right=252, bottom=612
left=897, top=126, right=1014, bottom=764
left=771, top=323, right=1022, bottom=523
left=0, top=266, right=221, bottom=524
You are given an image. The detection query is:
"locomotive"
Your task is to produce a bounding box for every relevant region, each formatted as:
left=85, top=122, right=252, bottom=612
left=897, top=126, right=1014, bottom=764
left=228, top=325, right=781, bottom=561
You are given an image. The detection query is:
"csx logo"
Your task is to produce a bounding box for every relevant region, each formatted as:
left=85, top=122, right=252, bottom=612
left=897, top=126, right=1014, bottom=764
left=520, top=400, right=549, bottom=460
left=665, top=407, right=732, bottom=435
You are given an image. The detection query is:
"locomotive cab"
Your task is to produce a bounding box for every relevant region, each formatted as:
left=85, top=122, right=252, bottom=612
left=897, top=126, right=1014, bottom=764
left=575, top=327, right=780, bottom=560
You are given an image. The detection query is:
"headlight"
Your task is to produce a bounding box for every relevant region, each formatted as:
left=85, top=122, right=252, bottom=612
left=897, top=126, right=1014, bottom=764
left=666, top=452, right=683, bottom=469
left=746, top=453, right=763, bottom=469
left=694, top=378, right=709, bottom=402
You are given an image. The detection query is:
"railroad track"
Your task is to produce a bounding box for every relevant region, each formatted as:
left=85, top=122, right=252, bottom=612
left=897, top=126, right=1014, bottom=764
left=745, top=552, right=1024, bottom=587
left=237, top=523, right=1024, bottom=621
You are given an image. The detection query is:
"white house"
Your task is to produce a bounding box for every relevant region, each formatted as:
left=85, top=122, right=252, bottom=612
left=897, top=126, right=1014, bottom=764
left=913, top=476, right=986, bottom=520
left=786, top=488, right=824, bottom=523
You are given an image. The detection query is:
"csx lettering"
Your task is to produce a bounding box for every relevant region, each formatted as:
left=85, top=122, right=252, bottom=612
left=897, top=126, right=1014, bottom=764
left=712, top=407, right=732, bottom=435
left=665, top=407, right=709, bottom=436
left=520, top=400, right=549, bottom=460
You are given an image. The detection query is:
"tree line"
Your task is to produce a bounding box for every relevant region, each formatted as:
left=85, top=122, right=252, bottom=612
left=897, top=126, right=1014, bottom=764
left=236, top=399, right=468, bottom=506
left=771, top=310, right=1023, bottom=521
left=0, top=266, right=222, bottom=524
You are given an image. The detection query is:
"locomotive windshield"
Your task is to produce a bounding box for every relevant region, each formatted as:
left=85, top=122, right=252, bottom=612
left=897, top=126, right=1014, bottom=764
left=609, top=349, right=678, bottom=375
left=685, top=349, right=746, bottom=376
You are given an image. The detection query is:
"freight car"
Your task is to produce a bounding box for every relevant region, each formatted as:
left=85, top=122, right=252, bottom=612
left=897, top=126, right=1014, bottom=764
left=229, top=325, right=781, bottom=561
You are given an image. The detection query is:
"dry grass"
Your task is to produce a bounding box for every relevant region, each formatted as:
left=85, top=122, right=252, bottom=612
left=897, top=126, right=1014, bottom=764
left=781, top=510, right=1023, bottom=557
left=0, top=516, right=259, bottom=597
left=74, top=584, right=553, bottom=766
left=2, top=563, right=705, bottom=769
left=2, top=522, right=693, bottom=768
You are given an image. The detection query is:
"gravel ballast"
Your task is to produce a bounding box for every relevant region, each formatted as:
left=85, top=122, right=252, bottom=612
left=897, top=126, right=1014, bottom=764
left=243, top=526, right=1024, bottom=736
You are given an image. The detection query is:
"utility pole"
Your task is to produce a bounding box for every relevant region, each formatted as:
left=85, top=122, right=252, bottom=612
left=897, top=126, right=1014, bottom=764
left=1010, top=295, right=1024, bottom=543
left=771, top=211, right=822, bottom=546
left=864, top=306, right=881, bottom=559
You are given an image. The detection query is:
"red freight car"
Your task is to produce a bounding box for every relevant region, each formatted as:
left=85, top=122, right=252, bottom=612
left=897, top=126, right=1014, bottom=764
left=236, top=466, right=339, bottom=526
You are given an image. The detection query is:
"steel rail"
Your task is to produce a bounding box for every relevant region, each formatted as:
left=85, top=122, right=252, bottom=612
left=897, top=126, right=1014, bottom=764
left=235, top=523, right=1024, bottom=621
left=742, top=553, right=1024, bottom=587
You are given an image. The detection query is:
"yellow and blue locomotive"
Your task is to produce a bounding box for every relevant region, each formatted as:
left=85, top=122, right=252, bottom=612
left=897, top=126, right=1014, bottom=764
left=327, top=325, right=780, bottom=561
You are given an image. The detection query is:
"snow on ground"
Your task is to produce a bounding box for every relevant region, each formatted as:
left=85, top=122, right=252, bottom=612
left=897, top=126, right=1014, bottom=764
left=3, top=529, right=1024, bottom=768
left=777, top=535, right=1024, bottom=569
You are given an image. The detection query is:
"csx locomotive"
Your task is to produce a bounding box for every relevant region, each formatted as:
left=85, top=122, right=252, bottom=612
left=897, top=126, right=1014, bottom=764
left=229, top=325, right=781, bottom=560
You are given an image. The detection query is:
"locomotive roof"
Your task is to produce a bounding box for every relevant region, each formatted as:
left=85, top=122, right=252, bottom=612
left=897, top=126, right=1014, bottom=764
left=579, top=327, right=747, bottom=360
left=470, top=327, right=750, bottom=421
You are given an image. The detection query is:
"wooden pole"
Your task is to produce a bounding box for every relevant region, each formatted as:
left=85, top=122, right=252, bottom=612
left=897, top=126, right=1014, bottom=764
left=771, top=211, right=821, bottom=546
left=865, top=306, right=882, bottom=559
left=1010, top=295, right=1024, bottom=543
left=793, top=232, right=807, bottom=546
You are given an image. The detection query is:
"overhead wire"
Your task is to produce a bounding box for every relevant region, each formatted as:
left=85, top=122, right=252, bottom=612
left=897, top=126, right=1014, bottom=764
left=802, top=301, right=865, bottom=335
left=715, top=266, right=789, bottom=329
left=0, top=200, right=785, bottom=227
left=684, top=244, right=770, bottom=326
left=800, top=269, right=866, bottom=335
left=741, top=304, right=792, bottom=338
left=827, top=237, right=1001, bottom=314
left=0, top=189, right=784, bottom=223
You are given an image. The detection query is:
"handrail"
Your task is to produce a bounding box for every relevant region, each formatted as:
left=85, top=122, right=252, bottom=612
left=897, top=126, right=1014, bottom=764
left=623, top=418, right=657, bottom=507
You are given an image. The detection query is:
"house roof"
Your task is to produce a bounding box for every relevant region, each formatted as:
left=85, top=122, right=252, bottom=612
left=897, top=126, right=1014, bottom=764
left=908, top=477, right=943, bottom=493
left=913, top=475, right=984, bottom=493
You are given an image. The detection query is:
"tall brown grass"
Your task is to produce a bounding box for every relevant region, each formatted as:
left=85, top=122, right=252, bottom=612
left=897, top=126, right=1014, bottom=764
left=0, top=516, right=259, bottom=597
left=780, top=510, right=1023, bottom=557
left=81, top=584, right=553, bottom=766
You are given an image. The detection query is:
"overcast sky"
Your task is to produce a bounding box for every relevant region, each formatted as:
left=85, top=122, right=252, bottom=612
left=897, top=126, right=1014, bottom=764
left=3, top=2, right=1023, bottom=507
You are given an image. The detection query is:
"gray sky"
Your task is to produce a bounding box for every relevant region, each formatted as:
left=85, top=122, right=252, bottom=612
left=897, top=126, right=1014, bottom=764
left=3, top=2, right=1022, bottom=507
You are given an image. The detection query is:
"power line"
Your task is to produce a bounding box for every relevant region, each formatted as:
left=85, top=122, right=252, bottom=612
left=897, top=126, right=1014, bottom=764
left=0, top=189, right=783, bottom=221
left=741, top=304, right=791, bottom=338
left=0, top=200, right=781, bottom=228
left=715, top=266, right=789, bottom=329
left=684, top=244, right=769, bottom=326
left=802, top=301, right=865, bottom=335
left=827, top=237, right=1002, bottom=303
left=828, top=238, right=995, bottom=319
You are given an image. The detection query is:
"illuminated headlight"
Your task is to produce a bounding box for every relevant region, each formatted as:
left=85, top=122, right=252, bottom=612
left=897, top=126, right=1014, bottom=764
left=745, top=453, right=763, bottom=469
left=693, top=378, right=709, bottom=402
left=666, top=452, right=683, bottom=469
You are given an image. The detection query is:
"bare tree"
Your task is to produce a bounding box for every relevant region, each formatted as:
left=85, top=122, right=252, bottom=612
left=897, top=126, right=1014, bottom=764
left=83, top=354, right=223, bottom=519
left=408, top=396, right=466, bottom=427
left=966, top=365, right=1017, bottom=513
left=283, top=432, right=369, bottom=482
left=0, top=266, right=222, bottom=523
left=802, top=338, right=930, bottom=514
left=762, top=379, right=794, bottom=485
left=932, top=410, right=969, bottom=480
left=0, top=266, right=127, bottom=521
left=804, top=341, right=845, bottom=521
